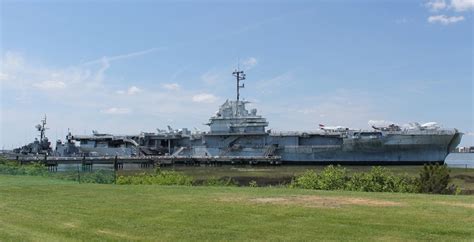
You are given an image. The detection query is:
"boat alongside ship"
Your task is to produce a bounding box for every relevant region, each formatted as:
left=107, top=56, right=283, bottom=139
left=6, top=70, right=463, bottom=165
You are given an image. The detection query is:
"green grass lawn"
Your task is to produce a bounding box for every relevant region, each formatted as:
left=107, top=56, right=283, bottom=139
left=0, top=175, right=473, bottom=241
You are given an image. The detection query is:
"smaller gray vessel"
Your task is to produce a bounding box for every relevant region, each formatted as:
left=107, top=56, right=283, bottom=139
left=13, top=115, right=52, bottom=155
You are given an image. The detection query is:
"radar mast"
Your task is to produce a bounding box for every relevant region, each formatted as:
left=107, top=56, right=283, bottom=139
left=232, top=69, right=246, bottom=101
left=36, top=115, right=48, bottom=141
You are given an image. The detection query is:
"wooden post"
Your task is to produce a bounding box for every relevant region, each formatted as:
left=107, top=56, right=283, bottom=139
left=114, top=155, right=118, bottom=184
left=82, top=155, right=86, bottom=171
left=77, top=164, right=81, bottom=184
left=114, top=155, right=118, bottom=171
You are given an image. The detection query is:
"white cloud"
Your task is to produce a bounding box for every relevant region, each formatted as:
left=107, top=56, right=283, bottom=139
left=116, top=86, right=142, bottom=95
left=0, top=51, right=102, bottom=91
left=0, top=51, right=232, bottom=148
left=425, top=0, right=473, bottom=11
left=33, top=80, right=66, bottom=90
left=127, top=86, right=141, bottom=95
left=201, top=71, right=221, bottom=85
left=2, top=51, right=24, bottom=69
left=0, top=72, right=8, bottom=81
left=162, top=83, right=180, bottom=91
left=428, top=15, right=465, bottom=24
left=426, top=0, right=448, bottom=11
left=82, top=47, right=163, bottom=65
left=101, top=107, right=131, bottom=115
left=1, top=51, right=23, bottom=86
left=93, top=57, right=110, bottom=85
left=258, top=89, right=385, bottom=132
left=242, top=57, right=258, bottom=70
left=192, top=93, right=218, bottom=103
left=255, top=72, right=293, bottom=93
left=450, top=0, right=474, bottom=11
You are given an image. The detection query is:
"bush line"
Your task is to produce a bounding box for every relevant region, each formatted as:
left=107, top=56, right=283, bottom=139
left=290, top=164, right=459, bottom=194
left=0, top=158, right=460, bottom=194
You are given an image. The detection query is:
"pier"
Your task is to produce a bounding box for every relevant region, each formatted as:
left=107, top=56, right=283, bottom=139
left=11, top=155, right=282, bottom=170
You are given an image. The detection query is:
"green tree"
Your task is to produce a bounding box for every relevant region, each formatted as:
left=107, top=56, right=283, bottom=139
left=418, top=163, right=453, bottom=194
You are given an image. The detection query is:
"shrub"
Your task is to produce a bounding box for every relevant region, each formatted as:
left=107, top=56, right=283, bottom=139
left=0, top=157, right=15, bottom=165
left=349, top=167, right=393, bottom=192
left=290, top=165, right=349, bottom=190
left=116, top=170, right=193, bottom=186
left=346, top=167, right=417, bottom=193
left=418, top=163, right=456, bottom=194
left=0, top=162, right=48, bottom=176
left=392, top=175, right=419, bottom=193
left=0, top=160, right=116, bottom=184
left=290, top=170, right=320, bottom=189
left=75, top=170, right=115, bottom=184
left=291, top=166, right=421, bottom=193
left=317, top=165, right=349, bottom=190
left=202, top=177, right=238, bottom=187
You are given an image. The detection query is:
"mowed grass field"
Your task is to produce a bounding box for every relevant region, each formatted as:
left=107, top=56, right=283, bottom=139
left=0, top=175, right=473, bottom=241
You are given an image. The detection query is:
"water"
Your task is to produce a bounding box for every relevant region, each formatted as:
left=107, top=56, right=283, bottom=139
left=444, top=153, right=474, bottom=168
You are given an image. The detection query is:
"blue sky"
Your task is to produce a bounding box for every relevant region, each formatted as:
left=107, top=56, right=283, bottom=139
left=1, top=0, right=473, bottom=148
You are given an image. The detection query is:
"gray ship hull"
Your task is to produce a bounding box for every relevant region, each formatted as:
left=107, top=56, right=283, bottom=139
left=182, top=130, right=462, bottom=164
left=277, top=132, right=461, bottom=164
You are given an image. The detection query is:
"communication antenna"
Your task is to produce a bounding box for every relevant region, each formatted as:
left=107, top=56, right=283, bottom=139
left=232, top=69, right=246, bottom=101
left=36, top=114, right=48, bottom=141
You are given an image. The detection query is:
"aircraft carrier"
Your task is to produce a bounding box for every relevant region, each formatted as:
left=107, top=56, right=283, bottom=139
left=10, top=70, right=463, bottom=165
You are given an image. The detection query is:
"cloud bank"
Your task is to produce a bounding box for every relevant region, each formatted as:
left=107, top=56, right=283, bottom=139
left=192, top=93, right=219, bottom=103
left=425, top=0, right=472, bottom=25
left=428, top=15, right=465, bottom=24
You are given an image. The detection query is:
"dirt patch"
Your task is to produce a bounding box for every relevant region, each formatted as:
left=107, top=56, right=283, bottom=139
left=63, top=222, right=78, bottom=228
left=220, top=195, right=402, bottom=208
left=97, top=229, right=140, bottom=240
left=436, top=201, right=474, bottom=209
